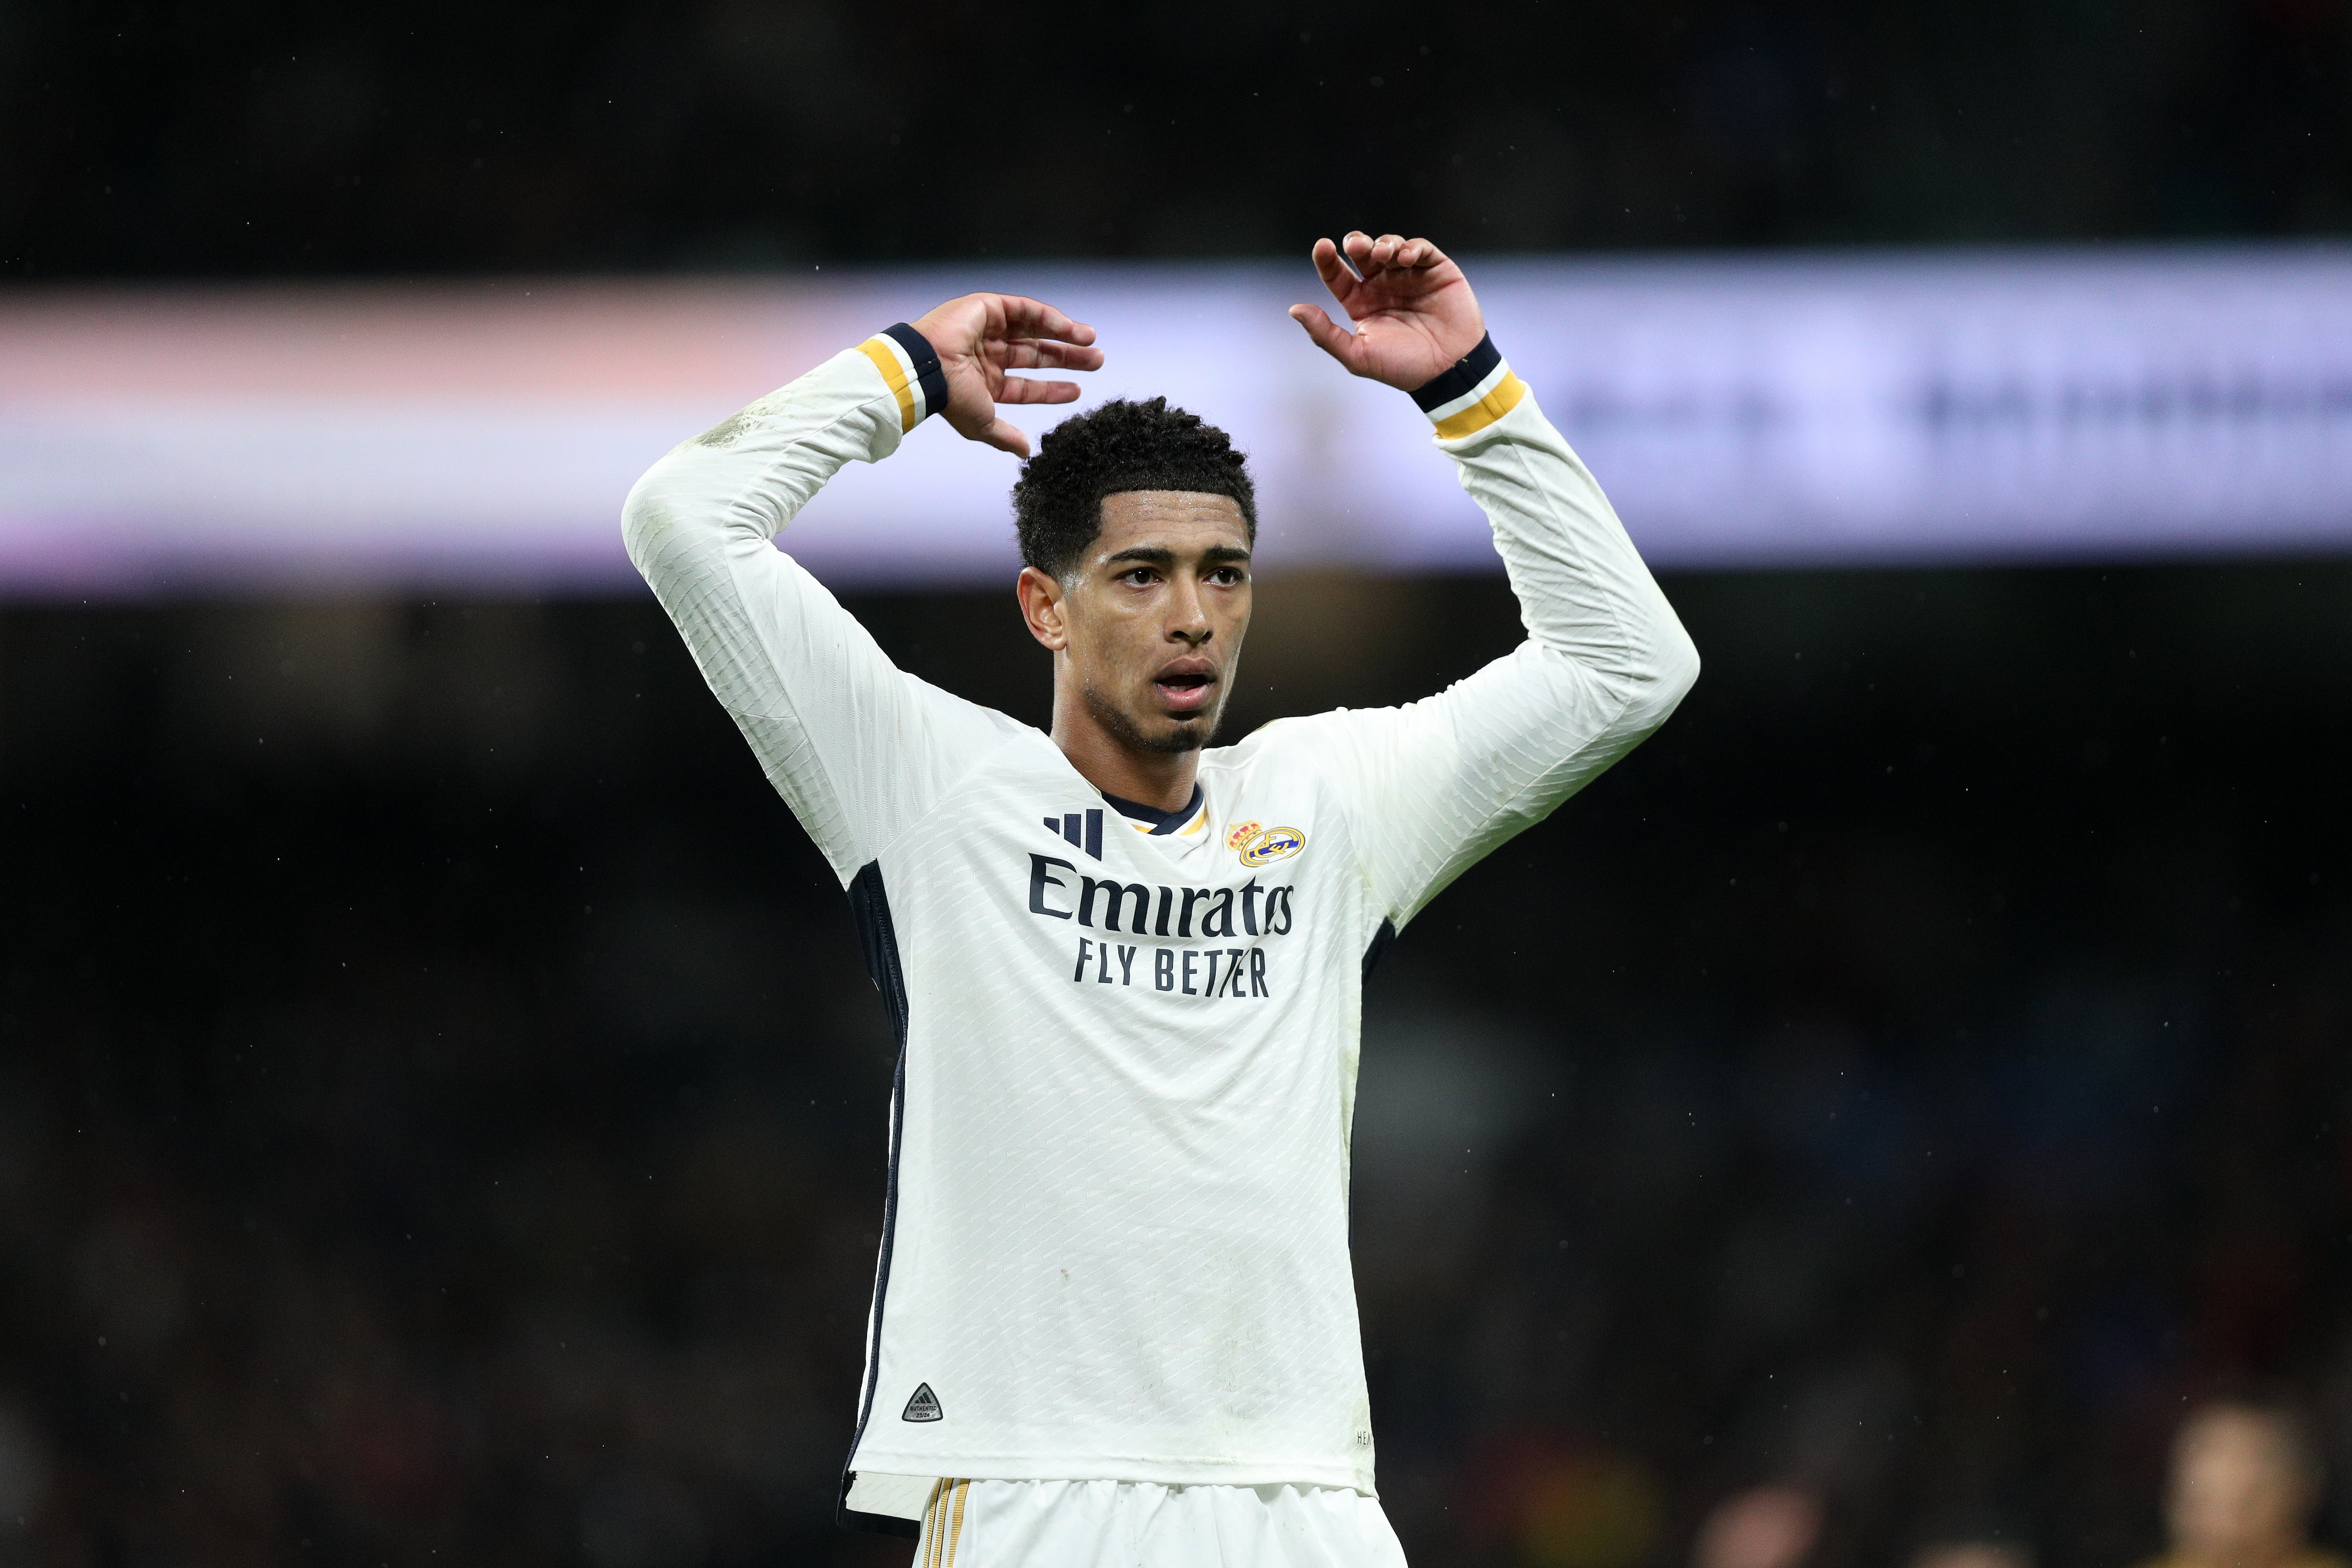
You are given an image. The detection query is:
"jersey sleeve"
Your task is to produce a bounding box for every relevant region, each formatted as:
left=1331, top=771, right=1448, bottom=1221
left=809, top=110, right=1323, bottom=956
left=1275, top=336, right=1701, bottom=931
left=621, top=327, right=1020, bottom=885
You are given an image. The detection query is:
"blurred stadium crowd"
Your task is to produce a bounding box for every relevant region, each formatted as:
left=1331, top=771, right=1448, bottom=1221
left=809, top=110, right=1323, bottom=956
left=1, top=565, right=2346, bottom=1565
left=4, top=0, right=2350, bottom=275
left=9, top=0, right=2352, bottom=1563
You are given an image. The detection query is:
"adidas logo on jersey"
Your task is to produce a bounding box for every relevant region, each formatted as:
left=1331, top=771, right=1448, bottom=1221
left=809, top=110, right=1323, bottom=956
left=1045, top=808, right=1105, bottom=860
left=901, top=1383, right=943, bottom=1422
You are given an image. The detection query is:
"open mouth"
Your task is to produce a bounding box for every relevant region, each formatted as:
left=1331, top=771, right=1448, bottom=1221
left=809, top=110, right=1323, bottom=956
left=1152, top=661, right=1217, bottom=716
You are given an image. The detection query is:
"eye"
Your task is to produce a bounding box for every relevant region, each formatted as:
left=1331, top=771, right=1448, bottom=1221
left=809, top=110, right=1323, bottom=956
left=1209, top=565, right=1248, bottom=586
left=1119, top=567, right=1159, bottom=587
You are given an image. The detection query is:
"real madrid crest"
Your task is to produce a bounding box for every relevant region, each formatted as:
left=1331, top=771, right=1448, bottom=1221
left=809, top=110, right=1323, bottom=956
left=1237, top=825, right=1306, bottom=867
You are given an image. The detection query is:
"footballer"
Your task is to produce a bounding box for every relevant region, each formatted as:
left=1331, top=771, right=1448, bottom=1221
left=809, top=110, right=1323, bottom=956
left=622, top=231, right=1699, bottom=1566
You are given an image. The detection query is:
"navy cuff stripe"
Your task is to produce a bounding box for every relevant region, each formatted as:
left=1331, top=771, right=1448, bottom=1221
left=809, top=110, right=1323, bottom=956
left=1410, top=333, right=1503, bottom=413
left=881, top=323, right=949, bottom=423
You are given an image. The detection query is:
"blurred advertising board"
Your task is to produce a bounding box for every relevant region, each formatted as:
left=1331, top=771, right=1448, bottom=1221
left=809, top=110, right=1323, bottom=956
left=3, top=247, right=2349, bottom=593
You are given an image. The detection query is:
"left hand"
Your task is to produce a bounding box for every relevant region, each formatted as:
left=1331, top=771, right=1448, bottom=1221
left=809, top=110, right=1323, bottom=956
left=1288, top=232, right=1486, bottom=390
left=907, top=292, right=1103, bottom=457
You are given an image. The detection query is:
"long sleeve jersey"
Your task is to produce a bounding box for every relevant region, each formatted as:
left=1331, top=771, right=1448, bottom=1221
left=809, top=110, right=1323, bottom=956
left=620, top=325, right=1700, bottom=1536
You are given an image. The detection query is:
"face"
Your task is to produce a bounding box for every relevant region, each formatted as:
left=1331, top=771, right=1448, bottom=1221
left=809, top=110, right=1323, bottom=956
left=1018, top=490, right=1253, bottom=756
left=2168, top=1408, right=2315, bottom=1564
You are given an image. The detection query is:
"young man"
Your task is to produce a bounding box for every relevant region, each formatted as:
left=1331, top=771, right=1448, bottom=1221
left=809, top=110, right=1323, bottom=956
left=623, top=232, right=1699, bottom=1566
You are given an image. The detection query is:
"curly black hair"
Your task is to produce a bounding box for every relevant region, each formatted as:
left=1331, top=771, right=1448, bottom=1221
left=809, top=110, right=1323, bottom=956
left=1010, top=397, right=1256, bottom=580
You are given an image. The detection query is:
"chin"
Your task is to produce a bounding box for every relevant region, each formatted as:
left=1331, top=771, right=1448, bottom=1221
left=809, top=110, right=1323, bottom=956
left=1078, top=680, right=1224, bottom=755
left=1139, top=717, right=1209, bottom=755
left=1122, top=704, right=1216, bottom=754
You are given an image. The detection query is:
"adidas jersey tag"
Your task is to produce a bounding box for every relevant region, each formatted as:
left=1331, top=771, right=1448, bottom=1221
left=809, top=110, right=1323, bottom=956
left=901, top=1382, right=943, bottom=1422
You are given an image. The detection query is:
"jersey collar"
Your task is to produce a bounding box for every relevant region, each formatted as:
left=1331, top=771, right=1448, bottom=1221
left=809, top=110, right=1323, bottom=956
left=1101, top=782, right=1207, bottom=837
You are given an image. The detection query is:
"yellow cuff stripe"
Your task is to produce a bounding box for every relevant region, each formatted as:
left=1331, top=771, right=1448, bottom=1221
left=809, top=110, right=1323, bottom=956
left=858, top=337, right=920, bottom=433
left=1431, top=370, right=1529, bottom=441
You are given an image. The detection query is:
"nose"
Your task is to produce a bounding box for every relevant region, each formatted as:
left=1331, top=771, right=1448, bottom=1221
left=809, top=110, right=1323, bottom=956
left=1167, top=578, right=1212, bottom=646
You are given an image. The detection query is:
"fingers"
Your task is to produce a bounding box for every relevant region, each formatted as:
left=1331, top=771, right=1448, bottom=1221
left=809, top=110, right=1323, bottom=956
left=1335, top=230, right=1443, bottom=279
left=994, top=375, right=1083, bottom=405
left=1391, top=235, right=1444, bottom=269
left=1286, top=303, right=1367, bottom=374
left=978, top=417, right=1032, bottom=458
left=990, top=294, right=1097, bottom=347
left=996, top=338, right=1104, bottom=373
left=1310, top=238, right=1360, bottom=306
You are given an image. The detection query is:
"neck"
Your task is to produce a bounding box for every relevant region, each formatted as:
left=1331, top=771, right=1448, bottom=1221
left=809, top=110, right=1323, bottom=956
left=1050, top=698, right=1201, bottom=813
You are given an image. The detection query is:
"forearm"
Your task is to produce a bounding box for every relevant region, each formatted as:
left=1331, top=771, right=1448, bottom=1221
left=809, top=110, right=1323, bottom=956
left=1305, top=339, right=1700, bottom=925
left=620, top=328, right=945, bottom=723
left=617, top=327, right=969, bottom=880
left=622, top=327, right=944, bottom=572
left=1425, top=336, right=1700, bottom=727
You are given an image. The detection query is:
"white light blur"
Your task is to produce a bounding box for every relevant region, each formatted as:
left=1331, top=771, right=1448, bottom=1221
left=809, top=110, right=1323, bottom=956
left=2, top=247, right=2348, bottom=595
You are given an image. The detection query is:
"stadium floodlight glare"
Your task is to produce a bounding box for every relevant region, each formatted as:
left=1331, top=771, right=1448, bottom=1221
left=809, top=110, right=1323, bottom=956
left=3, top=246, right=2349, bottom=594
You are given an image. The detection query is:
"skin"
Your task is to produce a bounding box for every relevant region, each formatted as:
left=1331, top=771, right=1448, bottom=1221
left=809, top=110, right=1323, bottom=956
left=909, top=231, right=1488, bottom=811
left=1913, top=1547, right=2031, bottom=1568
left=2166, top=1406, right=2320, bottom=1568
left=1017, top=489, right=1254, bottom=808
left=1692, top=1485, right=1823, bottom=1568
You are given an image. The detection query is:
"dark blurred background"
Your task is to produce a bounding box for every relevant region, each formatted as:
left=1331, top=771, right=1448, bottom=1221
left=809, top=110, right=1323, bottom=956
left=6, top=0, right=2351, bottom=276
left=6, top=3, right=2352, bottom=1567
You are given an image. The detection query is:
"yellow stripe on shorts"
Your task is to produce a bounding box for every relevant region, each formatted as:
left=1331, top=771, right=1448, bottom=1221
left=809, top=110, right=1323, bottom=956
left=920, top=1478, right=970, bottom=1568
left=944, top=1478, right=970, bottom=1566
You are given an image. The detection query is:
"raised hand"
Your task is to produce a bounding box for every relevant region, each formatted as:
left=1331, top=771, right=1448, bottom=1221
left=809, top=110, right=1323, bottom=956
left=1287, top=232, right=1486, bottom=391
left=907, top=293, right=1103, bottom=457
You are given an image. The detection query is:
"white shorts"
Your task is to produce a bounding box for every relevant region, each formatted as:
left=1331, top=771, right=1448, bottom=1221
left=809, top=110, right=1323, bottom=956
left=911, top=1478, right=1410, bottom=1568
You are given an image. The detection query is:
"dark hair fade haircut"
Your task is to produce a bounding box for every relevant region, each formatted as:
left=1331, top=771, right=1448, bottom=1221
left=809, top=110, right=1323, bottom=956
left=1011, top=397, right=1257, bottom=581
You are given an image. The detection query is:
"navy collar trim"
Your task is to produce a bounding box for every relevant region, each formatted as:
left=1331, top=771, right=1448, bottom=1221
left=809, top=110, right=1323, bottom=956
left=1101, top=783, right=1204, bottom=836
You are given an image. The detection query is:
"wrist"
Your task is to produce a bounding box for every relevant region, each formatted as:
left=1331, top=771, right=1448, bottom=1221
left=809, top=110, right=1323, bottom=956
left=1410, top=333, right=1527, bottom=439
left=856, top=324, right=950, bottom=434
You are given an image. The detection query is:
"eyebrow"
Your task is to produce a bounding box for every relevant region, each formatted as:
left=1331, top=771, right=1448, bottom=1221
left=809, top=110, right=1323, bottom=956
left=1099, top=545, right=1253, bottom=568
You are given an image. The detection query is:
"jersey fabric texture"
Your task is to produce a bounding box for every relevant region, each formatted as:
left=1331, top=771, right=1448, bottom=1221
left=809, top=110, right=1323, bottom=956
left=911, top=1478, right=1408, bottom=1568
left=621, top=323, right=1700, bottom=1536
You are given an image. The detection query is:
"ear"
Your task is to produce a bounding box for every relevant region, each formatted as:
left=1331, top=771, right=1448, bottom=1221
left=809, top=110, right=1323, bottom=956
left=1016, top=565, right=1070, bottom=651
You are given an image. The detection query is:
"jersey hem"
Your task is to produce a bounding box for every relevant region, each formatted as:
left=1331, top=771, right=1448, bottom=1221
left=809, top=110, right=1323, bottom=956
left=845, top=1450, right=1377, bottom=1496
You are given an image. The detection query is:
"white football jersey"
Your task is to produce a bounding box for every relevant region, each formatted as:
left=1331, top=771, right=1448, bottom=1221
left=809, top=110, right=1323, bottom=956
left=621, top=324, right=1698, bottom=1536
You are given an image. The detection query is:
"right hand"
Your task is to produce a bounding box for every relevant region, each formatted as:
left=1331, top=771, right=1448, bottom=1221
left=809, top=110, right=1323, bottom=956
left=1287, top=232, right=1485, bottom=392
left=907, top=294, right=1103, bottom=457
